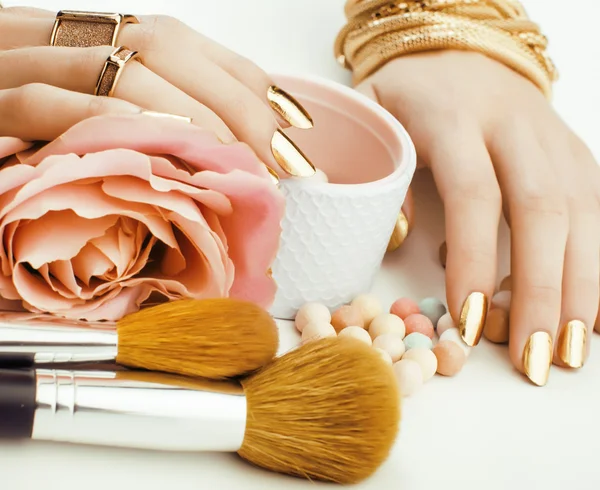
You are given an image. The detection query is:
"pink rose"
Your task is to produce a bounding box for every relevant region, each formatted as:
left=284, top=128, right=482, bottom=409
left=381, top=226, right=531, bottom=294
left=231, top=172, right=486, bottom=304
left=0, top=115, right=284, bottom=321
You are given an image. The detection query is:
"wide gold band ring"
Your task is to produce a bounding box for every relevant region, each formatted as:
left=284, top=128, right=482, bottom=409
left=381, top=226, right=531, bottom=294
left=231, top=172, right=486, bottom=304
left=50, top=10, right=139, bottom=47
left=95, top=46, right=140, bottom=97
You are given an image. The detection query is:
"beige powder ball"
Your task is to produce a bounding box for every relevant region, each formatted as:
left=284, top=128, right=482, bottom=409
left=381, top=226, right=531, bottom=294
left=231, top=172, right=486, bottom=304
left=372, top=334, right=406, bottom=362
left=301, top=321, right=337, bottom=344
left=433, top=340, right=466, bottom=377
left=402, top=348, right=438, bottom=382
left=295, top=303, right=331, bottom=333
left=393, top=359, right=423, bottom=397
left=373, top=348, right=393, bottom=366
left=369, top=314, right=406, bottom=339
left=351, top=294, right=383, bottom=326
left=339, top=326, right=372, bottom=345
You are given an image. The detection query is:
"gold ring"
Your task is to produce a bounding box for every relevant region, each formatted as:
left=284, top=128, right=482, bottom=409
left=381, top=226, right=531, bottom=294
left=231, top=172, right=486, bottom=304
left=50, top=10, right=139, bottom=47
left=95, top=46, right=140, bottom=97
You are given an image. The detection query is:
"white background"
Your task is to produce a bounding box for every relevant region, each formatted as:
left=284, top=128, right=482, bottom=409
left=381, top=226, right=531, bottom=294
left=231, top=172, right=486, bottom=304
left=1, top=1, right=599, bottom=489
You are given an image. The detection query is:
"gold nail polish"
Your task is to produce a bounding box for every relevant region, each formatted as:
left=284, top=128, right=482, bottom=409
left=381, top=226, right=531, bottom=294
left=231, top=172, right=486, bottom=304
left=523, top=332, right=553, bottom=386
left=267, top=86, right=313, bottom=129
left=264, top=165, right=281, bottom=186
left=557, top=320, right=587, bottom=368
left=458, top=292, right=488, bottom=346
left=386, top=211, right=409, bottom=253
left=141, top=110, right=192, bottom=123
left=271, top=129, right=316, bottom=177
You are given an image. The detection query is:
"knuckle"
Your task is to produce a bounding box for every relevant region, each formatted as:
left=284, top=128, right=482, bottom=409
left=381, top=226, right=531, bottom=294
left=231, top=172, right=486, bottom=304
left=515, top=187, right=567, bottom=219
left=2, top=84, right=48, bottom=122
left=76, top=47, right=112, bottom=84
left=450, top=178, right=502, bottom=208
left=134, top=15, right=179, bottom=51
left=523, top=283, right=562, bottom=309
left=9, top=83, right=47, bottom=110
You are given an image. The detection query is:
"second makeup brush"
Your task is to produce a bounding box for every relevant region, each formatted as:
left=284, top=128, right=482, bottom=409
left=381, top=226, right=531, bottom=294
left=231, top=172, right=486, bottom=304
left=0, top=298, right=279, bottom=379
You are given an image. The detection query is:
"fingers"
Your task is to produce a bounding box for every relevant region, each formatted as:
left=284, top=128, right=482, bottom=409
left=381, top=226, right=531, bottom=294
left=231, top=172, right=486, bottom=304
left=0, top=46, right=236, bottom=144
left=0, top=83, right=140, bottom=140
left=118, top=16, right=315, bottom=177
left=0, top=7, right=55, bottom=49
left=428, top=122, right=500, bottom=347
left=489, top=121, right=568, bottom=386
left=552, top=139, right=600, bottom=368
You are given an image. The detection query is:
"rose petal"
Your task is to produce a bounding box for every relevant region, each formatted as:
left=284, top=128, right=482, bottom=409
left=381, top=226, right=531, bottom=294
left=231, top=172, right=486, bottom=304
left=48, top=260, right=82, bottom=297
left=71, top=242, right=114, bottom=286
left=26, top=115, right=270, bottom=179
left=11, top=210, right=118, bottom=269
left=192, top=170, right=284, bottom=307
left=3, top=182, right=179, bottom=250
left=101, top=173, right=231, bottom=222
left=13, top=263, right=85, bottom=311
left=37, top=264, right=73, bottom=299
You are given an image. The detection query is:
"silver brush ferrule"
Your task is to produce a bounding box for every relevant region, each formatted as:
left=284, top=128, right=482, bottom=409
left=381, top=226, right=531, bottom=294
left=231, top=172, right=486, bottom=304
left=0, top=314, right=118, bottom=364
left=31, top=369, right=247, bottom=452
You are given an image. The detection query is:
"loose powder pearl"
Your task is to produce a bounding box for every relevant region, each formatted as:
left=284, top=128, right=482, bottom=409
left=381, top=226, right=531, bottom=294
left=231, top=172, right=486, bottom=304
left=295, top=303, right=331, bottom=333
left=369, top=314, right=406, bottom=339
left=331, top=305, right=364, bottom=333
left=351, top=294, right=383, bottom=326
left=433, top=341, right=466, bottom=376
left=404, top=314, right=435, bottom=339
left=491, top=291, right=511, bottom=312
left=439, top=328, right=471, bottom=357
left=419, top=297, right=447, bottom=327
left=436, top=313, right=455, bottom=336
left=483, top=308, right=510, bottom=344
left=499, top=275, right=512, bottom=291
left=403, top=332, right=433, bottom=351
left=373, top=348, right=393, bottom=366
left=339, top=326, right=372, bottom=345
left=301, top=322, right=337, bottom=344
left=402, top=348, right=438, bottom=382
left=373, top=334, right=406, bottom=362
left=393, top=359, right=423, bottom=397
left=390, top=297, right=420, bottom=320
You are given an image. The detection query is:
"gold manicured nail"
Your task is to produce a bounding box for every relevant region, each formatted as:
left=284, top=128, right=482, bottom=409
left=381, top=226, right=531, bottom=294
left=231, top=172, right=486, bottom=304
left=271, top=129, right=316, bottom=177
left=557, top=320, right=587, bottom=368
left=386, top=211, right=409, bottom=253
left=141, top=110, right=192, bottom=123
left=523, top=332, right=553, bottom=386
left=458, top=292, right=488, bottom=346
left=265, top=165, right=280, bottom=186
left=267, top=86, right=313, bottom=129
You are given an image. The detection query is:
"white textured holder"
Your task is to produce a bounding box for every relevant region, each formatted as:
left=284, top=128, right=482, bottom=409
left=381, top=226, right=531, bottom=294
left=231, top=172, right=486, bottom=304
left=269, top=74, right=417, bottom=320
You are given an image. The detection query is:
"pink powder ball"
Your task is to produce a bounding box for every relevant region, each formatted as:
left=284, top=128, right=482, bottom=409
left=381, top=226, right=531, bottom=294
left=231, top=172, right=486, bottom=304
left=390, top=297, right=420, bottom=320
left=404, top=314, right=435, bottom=339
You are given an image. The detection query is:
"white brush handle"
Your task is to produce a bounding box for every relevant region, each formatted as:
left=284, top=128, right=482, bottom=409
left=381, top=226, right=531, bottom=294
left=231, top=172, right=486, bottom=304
left=31, top=370, right=247, bottom=452
left=0, top=315, right=118, bottom=364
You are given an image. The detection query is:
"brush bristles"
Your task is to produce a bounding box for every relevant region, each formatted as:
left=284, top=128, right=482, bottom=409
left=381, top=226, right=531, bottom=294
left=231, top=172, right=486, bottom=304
left=116, top=299, right=279, bottom=379
left=239, top=337, right=400, bottom=484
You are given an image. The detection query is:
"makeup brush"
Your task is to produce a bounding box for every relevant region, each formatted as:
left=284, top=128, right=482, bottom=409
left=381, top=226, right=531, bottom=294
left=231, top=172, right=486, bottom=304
left=0, top=336, right=400, bottom=484
left=0, top=298, right=279, bottom=379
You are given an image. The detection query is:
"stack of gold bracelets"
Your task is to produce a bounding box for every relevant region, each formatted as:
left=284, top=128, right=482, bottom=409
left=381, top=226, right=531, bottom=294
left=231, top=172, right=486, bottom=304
left=335, top=0, right=557, bottom=97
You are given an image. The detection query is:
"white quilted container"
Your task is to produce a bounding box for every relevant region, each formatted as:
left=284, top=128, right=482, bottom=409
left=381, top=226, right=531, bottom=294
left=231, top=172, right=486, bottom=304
left=270, top=74, right=417, bottom=320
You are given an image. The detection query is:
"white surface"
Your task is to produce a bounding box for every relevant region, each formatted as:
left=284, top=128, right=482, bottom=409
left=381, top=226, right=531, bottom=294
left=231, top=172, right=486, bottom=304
left=1, top=1, right=600, bottom=489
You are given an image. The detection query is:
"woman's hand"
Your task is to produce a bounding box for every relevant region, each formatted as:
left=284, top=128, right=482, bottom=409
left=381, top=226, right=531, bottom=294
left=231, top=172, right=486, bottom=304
left=357, top=50, right=600, bottom=385
left=0, top=6, right=315, bottom=179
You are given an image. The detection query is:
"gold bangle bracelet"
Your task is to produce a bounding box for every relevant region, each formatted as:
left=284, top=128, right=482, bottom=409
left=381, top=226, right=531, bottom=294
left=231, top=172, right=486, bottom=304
left=336, top=0, right=556, bottom=97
